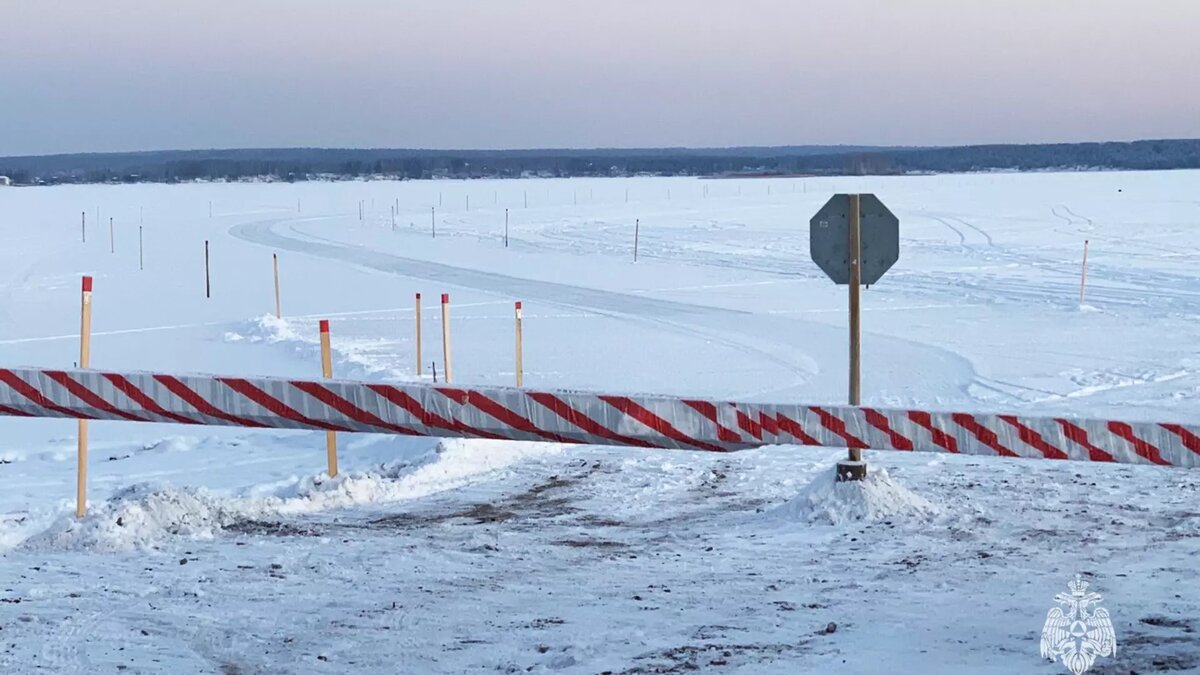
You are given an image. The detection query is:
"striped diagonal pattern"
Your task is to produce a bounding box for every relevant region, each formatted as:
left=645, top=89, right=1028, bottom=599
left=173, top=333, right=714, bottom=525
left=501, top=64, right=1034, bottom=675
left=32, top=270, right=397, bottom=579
left=0, top=366, right=1197, bottom=468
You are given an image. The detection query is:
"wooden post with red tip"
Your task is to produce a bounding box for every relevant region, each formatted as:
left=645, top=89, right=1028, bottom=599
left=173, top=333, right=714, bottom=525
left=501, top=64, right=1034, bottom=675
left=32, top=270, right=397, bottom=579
left=76, top=276, right=93, bottom=518
left=415, top=293, right=423, bottom=377
left=441, top=293, right=453, bottom=384
left=319, top=319, right=338, bottom=477
left=515, top=301, right=524, bottom=387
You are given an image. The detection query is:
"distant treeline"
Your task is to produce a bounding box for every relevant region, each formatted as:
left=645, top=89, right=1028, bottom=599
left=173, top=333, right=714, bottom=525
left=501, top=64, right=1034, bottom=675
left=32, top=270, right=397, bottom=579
left=1, top=139, right=1197, bottom=185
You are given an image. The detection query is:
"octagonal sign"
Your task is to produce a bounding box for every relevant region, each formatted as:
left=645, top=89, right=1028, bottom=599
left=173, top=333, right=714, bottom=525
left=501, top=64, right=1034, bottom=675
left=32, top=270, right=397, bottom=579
left=809, top=193, right=899, bottom=285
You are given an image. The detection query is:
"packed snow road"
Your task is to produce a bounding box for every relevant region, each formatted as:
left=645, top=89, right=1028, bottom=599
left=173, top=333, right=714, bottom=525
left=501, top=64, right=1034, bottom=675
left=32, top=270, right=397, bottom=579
left=2, top=443, right=1198, bottom=673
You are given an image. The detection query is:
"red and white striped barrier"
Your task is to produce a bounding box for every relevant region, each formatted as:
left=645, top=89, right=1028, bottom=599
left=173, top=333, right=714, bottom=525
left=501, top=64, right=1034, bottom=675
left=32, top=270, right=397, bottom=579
left=0, top=366, right=1197, bottom=467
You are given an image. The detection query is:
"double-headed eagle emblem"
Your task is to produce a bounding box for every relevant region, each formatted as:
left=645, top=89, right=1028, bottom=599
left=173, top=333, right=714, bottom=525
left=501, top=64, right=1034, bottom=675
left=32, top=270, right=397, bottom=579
left=1041, top=575, right=1117, bottom=674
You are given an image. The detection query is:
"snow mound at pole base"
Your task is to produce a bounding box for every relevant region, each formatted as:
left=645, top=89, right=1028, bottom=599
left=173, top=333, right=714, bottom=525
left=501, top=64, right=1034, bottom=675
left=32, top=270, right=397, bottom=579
left=21, top=484, right=242, bottom=553
left=764, top=466, right=939, bottom=526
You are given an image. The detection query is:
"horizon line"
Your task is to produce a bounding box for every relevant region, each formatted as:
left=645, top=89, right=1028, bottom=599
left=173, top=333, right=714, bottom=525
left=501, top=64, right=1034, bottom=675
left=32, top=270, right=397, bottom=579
left=4, top=137, right=1198, bottom=162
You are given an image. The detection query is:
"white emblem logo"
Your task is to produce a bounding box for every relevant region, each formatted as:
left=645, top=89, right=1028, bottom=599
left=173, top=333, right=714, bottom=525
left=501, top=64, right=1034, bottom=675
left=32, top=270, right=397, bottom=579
left=1040, top=575, right=1117, bottom=674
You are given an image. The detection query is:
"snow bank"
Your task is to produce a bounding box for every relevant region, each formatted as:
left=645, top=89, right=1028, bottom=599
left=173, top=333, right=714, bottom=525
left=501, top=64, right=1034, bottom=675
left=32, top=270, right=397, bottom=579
left=223, top=314, right=311, bottom=352
left=261, top=437, right=564, bottom=514
left=18, top=437, right=564, bottom=552
left=20, top=484, right=242, bottom=553
left=762, top=466, right=939, bottom=526
left=225, top=314, right=411, bottom=382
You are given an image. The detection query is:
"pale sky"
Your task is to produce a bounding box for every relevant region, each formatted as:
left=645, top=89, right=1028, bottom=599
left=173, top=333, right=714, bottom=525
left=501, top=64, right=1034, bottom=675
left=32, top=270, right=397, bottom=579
left=1, top=0, right=1198, bottom=156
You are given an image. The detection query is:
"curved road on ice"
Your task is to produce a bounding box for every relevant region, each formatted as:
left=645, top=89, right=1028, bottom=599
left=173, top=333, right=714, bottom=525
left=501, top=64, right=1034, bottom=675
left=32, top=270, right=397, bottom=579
left=229, top=215, right=979, bottom=404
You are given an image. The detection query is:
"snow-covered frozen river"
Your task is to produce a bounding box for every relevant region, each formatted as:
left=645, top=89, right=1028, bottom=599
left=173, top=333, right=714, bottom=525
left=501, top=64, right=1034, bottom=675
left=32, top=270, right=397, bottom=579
left=1, top=172, right=1198, bottom=673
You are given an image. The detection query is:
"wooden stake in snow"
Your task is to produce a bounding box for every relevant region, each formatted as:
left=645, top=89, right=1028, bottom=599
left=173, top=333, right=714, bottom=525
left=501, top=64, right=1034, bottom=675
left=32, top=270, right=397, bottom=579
left=273, top=254, right=282, bottom=319
left=634, top=219, right=640, bottom=262
left=81, top=211, right=86, bottom=243
left=76, top=276, right=93, bottom=519
left=319, top=320, right=339, bottom=478
left=504, top=209, right=509, bottom=247
left=441, top=293, right=453, bottom=384
left=515, top=301, right=524, bottom=387
left=109, top=218, right=115, bottom=254
left=466, top=195, right=470, bottom=211
left=431, top=207, right=436, bottom=238
left=523, top=190, right=528, bottom=209
left=138, top=226, right=144, bottom=271
left=1080, top=239, right=1090, bottom=306
left=204, top=240, right=211, bottom=298
left=415, top=293, right=423, bottom=377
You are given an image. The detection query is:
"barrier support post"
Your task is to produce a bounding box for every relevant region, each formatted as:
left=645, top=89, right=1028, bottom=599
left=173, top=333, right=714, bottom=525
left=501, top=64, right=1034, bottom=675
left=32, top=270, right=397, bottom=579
left=320, top=320, right=338, bottom=477
left=634, top=219, right=640, bottom=262
left=441, top=293, right=453, bottom=384
left=839, top=194, right=867, bottom=482
left=76, top=276, right=93, bottom=518
left=515, top=301, right=524, bottom=387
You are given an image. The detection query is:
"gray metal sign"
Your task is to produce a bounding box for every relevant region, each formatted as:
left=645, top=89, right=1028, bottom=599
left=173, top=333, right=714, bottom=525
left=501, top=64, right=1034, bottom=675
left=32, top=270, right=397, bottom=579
left=810, top=194, right=899, bottom=285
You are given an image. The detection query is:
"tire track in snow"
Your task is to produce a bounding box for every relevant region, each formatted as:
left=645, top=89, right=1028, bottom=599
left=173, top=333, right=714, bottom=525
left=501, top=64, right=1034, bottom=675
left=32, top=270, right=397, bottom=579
left=944, top=215, right=996, bottom=247
left=926, top=215, right=967, bottom=246
left=1059, top=205, right=1094, bottom=228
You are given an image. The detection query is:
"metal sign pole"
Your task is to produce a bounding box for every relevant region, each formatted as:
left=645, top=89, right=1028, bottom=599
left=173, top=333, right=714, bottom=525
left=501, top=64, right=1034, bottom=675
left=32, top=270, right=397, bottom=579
left=841, top=194, right=866, bottom=481
left=848, top=194, right=862, bottom=409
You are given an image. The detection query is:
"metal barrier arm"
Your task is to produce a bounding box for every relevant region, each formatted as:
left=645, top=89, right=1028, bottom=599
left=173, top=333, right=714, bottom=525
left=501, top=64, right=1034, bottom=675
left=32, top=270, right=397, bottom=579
left=0, top=367, right=1197, bottom=468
